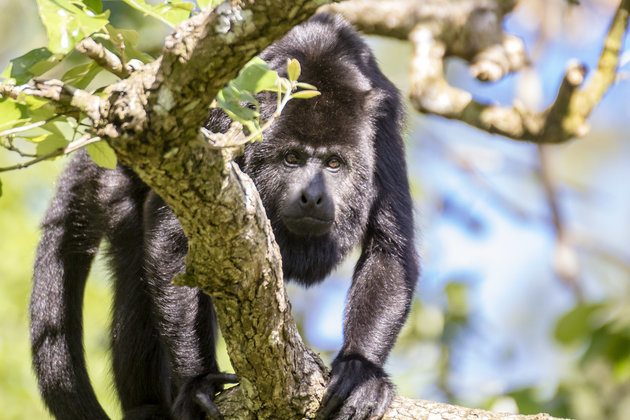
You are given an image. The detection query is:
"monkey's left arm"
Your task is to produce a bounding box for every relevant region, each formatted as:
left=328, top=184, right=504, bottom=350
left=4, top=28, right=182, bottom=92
left=318, top=181, right=418, bottom=420
left=318, top=124, right=418, bottom=419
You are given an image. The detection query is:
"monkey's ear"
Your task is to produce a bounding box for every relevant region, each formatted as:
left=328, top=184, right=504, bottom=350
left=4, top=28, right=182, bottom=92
left=362, top=87, right=388, bottom=115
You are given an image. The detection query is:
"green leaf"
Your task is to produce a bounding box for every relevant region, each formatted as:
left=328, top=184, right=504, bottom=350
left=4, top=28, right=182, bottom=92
left=232, top=57, right=279, bottom=93
left=287, top=58, right=301, bottom=82
left=227, top=84, right=258, bottom=108
left=81, top=0, right=103, bottom=13
left=0, top=98, right=29, bottom=131
left=0, top=178, right=3, bottom=198
left=296, top=82, right=317, bottom=90
left=103, top=26, right=154, bottom=63
left=1, top=48, right=61, bottom=84
left=35, top=135, right=68, bottom=156
left=86, top=140, right=117, bottom=169
left=216, top=89, right=258, bottom=123
left=36, top=0, right=111, bottom=54
left=62, top=62, right=103, bottom=89
left=291, top=90, right=321, bottom=99
left=23, top=97, right=57, bottom=125
left=119, top=0, right=194, bottom=27
left=196, top=0, right=222, bottom=10
left=555, top=303, right=603, bottom=345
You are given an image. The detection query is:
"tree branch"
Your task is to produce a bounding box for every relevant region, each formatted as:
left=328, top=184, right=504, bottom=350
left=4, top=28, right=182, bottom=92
left=76, top=37, right=130, bottom=79
left=327, top=0, right=630, bottom=144
left=0, top=79, right=102, bottom=122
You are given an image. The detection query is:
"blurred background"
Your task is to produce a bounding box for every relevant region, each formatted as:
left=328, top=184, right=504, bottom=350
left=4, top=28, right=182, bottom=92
left=1, top=0, right=629, bottom=419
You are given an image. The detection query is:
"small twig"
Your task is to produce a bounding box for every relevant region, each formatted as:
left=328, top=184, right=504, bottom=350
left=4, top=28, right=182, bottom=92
left=0, top=134, right=101, bottom=173
left=0, top=115, right=61, bottom=138
left=77, top=37, right=130, bottom=79
left=116, top=33, right=128, bottom=72
left=537, top=146, right=583, bottom=299
left=1, top=136, right=37, bottom=158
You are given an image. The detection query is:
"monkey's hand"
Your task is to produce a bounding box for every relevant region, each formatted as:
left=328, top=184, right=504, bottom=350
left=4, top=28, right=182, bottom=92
left=316, top=355, right=395, bottom=420
left=172, top=372, right=238, bottom=420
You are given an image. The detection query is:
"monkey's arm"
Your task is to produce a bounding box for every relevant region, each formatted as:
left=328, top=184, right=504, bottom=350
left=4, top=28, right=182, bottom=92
left=318, top=130, right=418, bottom=420
left=142, top=192, right=236, bottom=419
left=319, top=198, right=417, bottom=420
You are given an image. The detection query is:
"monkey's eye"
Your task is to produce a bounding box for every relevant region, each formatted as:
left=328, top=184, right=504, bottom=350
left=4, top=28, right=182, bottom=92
left=326, top=156, right=342, bottom=170
left=284, top=152, right=300, bottom=166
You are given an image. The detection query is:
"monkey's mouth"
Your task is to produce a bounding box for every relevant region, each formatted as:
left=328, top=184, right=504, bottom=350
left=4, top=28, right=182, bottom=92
left=282, top=216, right=334, bottom=237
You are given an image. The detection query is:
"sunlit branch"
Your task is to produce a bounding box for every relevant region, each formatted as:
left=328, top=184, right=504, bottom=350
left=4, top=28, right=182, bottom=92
left=0, top=134, right=101, bottom=173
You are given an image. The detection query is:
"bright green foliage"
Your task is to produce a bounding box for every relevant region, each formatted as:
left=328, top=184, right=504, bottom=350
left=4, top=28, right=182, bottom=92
left=196, top=0, right=222, bottom=10
left=86, top=140, right=118, bottom=169
left=232, top=57, right=280, bottom=94
left=120, top=0, right=194, bottom=28
left=36, top=0, right=110, bottom=54
left=1, top=48, right=60, bottom=85
left=287, top=58, right=301, bottom=83
left=0, top=98, right=29, bottom=131
left=215, top=58, right=279, bottom=138
left=82, top=0, right=103, bottom=13
left=0, top=1, right=318, bottom=175
left=213, top=57, right=319, bottom=142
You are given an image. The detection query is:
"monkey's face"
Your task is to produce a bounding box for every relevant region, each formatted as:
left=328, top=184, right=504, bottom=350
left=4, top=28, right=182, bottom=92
left=276, top=149, right=338, bottom=237
left=240, top=96, right=375, bottom=284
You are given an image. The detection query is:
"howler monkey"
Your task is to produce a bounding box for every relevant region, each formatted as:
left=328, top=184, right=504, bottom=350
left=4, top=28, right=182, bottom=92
left=30, top=13, right=418, bottom=420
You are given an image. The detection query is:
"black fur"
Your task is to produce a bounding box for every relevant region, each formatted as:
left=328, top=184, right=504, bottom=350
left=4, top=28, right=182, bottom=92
left=30, top=14, right=418, bottom=420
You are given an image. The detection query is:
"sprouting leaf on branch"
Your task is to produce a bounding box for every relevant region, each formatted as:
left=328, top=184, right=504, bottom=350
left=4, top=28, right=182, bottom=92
left=287, top=58, right=301, bottom=83
left=210, top=57, right=320, bottom=144
left=291, top=90, right=320, bottom=99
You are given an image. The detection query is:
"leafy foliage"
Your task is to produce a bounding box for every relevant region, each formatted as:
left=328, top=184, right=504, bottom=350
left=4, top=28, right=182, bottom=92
left=119, top=0, right=194, bottom=28
left=213, top=57, right=320, bottom=142
left=0, top=0, right=318, bottom=174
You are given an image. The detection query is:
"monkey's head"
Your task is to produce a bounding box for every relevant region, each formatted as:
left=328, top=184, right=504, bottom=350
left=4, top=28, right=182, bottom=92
left=238, top=15, right=389, bottom=285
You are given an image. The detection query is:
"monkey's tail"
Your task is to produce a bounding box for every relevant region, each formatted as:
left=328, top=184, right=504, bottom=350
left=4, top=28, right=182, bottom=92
left=30, top=153, right=110, bottom=420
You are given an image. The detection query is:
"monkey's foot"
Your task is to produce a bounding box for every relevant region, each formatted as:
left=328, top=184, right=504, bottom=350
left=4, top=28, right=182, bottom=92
left=316, top=355, right=394, bottom=420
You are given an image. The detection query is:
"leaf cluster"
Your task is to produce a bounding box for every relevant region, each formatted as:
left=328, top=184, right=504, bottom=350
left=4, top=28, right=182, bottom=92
left=0, top=0, right=319, bottom=197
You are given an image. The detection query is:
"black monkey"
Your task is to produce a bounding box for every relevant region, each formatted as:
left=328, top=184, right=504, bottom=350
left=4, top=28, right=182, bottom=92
left=30, top=14, right=417, bottom=420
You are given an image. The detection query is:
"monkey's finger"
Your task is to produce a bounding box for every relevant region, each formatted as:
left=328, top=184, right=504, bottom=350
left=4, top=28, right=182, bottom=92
left=205, top=372, right=239, bottom=385
left=316, top=391, right=344, bottom=420
left=194, top=391, right=223, bottom=420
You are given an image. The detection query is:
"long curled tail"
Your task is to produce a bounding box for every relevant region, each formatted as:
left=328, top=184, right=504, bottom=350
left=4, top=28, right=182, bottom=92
left=30, top=152, right=109, bottom=419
